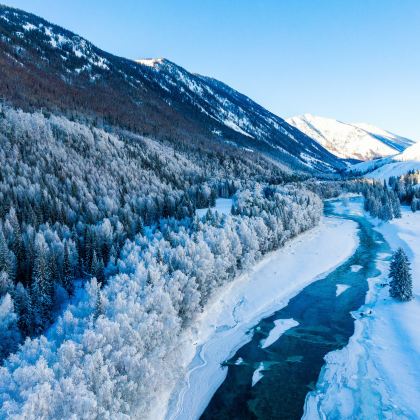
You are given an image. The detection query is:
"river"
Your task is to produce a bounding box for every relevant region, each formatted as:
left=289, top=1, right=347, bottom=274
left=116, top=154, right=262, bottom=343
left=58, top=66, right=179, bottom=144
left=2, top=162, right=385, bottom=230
left=200, top=197, right=391, bottom=419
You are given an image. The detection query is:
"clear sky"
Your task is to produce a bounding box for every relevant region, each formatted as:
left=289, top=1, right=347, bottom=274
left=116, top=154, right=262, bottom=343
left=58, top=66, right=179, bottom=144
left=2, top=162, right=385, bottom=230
left=3, top=0, right=420, bottom=140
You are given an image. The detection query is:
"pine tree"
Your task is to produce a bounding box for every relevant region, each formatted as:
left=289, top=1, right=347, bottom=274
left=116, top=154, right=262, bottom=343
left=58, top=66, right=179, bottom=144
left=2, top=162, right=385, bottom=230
left=0, top=293, right=21, bottom=360
left=138, top=217, right=145, bottom=236
left=13, top=282, right=33, bottom=336
left=91, top=250, right=105, bottom=285
left=63, top=242, right=74, bottom=296
left=0, top=226, right=15, bottom=281
left=0, top=271, right=13, bottom=296
left=93, top=282, right=103, bottom=321
left=31, top=234, right=53, bottom=332
left=389, top=248, right=413, bottom=301
left=9, top=209, right=24, bottom=281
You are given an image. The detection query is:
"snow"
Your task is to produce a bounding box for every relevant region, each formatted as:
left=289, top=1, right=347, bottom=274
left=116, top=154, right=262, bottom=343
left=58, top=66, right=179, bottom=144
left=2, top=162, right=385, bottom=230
left=252, top=362, right=265, bottom=386
left=260, top=318, right=299, bottom=349
left=164, top=215, right=358, bottom=420
left=365, top=161, right=420, bottom=180
left=234, top=357, right=244, bottom=365
left=195, top=198, right=233, bottom=218
left=348, top=140, right=420, bottom=180
left=22, top=22, right=36, bottom=31
left=223, top=119, right=254, bottom=138
left=336, top=284, right=351, bottom=296
left=286, top=114, right=412, bottom=161
left=136, top=58, right=164, bottom=68
left=352, top=122, right=415, bottom=150
left=397, top=139, right=420, bottom=161
left=303, top=206, right=420, bottom=420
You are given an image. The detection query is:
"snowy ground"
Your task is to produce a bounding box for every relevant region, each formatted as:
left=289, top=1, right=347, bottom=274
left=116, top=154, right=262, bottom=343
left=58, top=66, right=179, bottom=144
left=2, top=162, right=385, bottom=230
left=163, top=214, right=358, bottom=420
left=303, top=206, right=420, bottom=420
left=366, top=160, right=420, bottom=180
left=195, top=198, right=232, bottom=218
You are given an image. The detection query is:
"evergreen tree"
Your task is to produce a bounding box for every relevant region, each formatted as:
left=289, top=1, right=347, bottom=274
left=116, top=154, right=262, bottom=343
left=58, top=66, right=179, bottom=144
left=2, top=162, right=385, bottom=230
left=0, top=293, right=21, bottom=360
left=137, top=218, right=145, bottom=236
left=63, top=242, right=74, bottom=296
left=0, top=226, right=15, bottom=281
left=411, top=197, right=419, bottom=212
left=0, top=271, right=13, bottom=296
left=14, top=282, right=33, bottom=336
left=91, top=251, right=105, bottom=285
left=389, top=248, right=413, bottom=301
left=9, top=209, right=24, bottom=282
left=31, top=234, right=53, bottom=332
left=93, top=282, right=103, bottom=321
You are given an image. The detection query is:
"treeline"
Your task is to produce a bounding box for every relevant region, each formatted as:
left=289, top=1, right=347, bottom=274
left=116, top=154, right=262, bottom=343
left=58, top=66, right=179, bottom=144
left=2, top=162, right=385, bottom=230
left=361, top=181, right=401, bottom=220
left=0, top=104, right=290, bottom=347
left=0, top=185, right=322, bottom=418
left=388, top=170, right=420, bottom=212
left=303, top=178, right=401, bottom=221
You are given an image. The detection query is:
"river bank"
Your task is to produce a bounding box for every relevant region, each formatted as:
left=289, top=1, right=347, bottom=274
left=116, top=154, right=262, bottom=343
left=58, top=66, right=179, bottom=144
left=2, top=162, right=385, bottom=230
left=303, top=204, right=420, bottom=419
left=163, top=208, right=358, bottom=420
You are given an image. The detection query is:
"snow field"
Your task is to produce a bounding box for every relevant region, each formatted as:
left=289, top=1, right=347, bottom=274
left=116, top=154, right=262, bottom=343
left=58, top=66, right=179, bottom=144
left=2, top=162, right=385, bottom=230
left=195, top=198, right=233, bottom=218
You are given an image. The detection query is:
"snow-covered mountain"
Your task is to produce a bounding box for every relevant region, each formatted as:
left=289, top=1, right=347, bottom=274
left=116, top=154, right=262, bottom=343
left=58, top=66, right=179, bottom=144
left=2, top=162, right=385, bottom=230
left=286, top=114, right=414, bottom=161
left=348, top=140, right=420, bottom=180
left=0, top=5, right=343, bottom=173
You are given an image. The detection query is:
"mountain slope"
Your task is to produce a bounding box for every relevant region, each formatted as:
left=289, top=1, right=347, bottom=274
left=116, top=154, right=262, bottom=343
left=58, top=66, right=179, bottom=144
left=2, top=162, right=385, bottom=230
left=0, top=5, right=343, bottom=173
left=348, top=141, right=420, bottom=179
left=286, top=114, right=414, bottom=161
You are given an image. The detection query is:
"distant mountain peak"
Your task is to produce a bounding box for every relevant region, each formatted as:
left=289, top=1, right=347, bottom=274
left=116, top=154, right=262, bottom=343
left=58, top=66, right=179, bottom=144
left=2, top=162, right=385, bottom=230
left=286, top=114, right=414, bottom=161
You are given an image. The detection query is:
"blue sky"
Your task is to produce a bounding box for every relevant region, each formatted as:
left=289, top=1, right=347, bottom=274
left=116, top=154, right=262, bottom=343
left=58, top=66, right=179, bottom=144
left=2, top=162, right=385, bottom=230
left=4, top=0, right=420, bottom=140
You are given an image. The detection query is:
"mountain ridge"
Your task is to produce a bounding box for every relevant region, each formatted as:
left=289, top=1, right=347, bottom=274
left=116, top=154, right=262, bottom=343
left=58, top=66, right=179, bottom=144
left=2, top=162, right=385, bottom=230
left=0, top=4, right=343, bottom=173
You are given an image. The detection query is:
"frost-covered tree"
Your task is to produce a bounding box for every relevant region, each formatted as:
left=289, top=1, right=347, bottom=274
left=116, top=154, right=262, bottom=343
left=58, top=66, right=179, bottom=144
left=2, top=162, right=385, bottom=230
left=0, top=293, right=21, bottom=359
left=14, top=282, right=33, bottom=336
left=389, top=248, right=413, bottom=302
left=31, top=233, right=53, bottom=331
left=91, top=250, right=105, bottom=285
left=0, top=271, right=13, bottom=296
left=62, top=242, right=74, bottom=296
left=0, top=226, right=15, bottom=282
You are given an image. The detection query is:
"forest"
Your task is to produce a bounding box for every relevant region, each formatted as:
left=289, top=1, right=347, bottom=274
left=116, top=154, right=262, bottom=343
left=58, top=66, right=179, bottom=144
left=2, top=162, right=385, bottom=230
left=0, top=103, right=402, bottom=418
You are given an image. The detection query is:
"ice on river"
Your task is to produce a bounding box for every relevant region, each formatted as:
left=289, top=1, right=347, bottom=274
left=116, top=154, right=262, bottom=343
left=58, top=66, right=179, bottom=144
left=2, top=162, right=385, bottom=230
left=350, top=264, right=363, bottom=272
left=251, top=362, right=265, bottom=387
left=260, top=318, right=299, bottom=349
left=336, top=284, right=351, bottom=297
left=165, top=214, right=358, bottom=420
left=304, top=206, right=420, bottom=420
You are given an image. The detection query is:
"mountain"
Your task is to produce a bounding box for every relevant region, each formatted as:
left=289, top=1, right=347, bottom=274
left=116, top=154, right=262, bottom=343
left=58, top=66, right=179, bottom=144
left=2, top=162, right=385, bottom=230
left=0, top=5, right=343, bottom=173
left=286, top=114, right=414, bottom=161
left=348, top=140, right=420, bottom=180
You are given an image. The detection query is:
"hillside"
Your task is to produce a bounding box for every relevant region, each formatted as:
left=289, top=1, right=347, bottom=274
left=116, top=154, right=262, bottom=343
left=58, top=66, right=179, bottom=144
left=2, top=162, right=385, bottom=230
left=0, top=5, right=343, bottom=173
left=348, top=140, right=420, bottom=180
left=286, top=114, right=414, bottom=161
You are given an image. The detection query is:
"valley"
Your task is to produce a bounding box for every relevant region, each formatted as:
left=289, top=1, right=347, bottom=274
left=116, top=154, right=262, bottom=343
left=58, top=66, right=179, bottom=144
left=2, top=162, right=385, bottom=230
left=0, top=3, right=419, bottom=420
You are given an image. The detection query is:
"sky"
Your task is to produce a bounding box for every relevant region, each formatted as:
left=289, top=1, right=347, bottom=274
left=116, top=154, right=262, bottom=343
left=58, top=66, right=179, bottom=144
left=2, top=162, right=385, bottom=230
left=3, top=0, right=420, bottom=140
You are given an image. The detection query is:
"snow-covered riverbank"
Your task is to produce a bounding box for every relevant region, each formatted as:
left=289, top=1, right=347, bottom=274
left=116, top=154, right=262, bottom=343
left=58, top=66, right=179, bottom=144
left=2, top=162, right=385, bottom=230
left=304, top=205, right=420, bottom=419
left=163, top=214, right=358, bottom=420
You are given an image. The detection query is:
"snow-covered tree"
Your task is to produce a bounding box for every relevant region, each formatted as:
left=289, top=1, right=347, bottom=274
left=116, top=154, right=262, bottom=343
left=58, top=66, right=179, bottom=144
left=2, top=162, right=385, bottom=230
left=0, top=293, right=21, bottom=359
left=389, top=248, right=413, bottom=301
left=31, top=233, right=53, bottom=331
left=62, top=242, right=74, bottom=296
